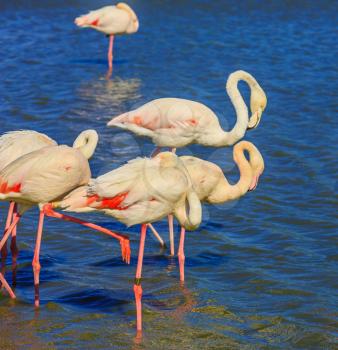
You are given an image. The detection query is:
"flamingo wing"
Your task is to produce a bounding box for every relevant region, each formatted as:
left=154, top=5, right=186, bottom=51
left=0, top=146, right=90, bottom=204
left=0, top=130, right=57, bottom=171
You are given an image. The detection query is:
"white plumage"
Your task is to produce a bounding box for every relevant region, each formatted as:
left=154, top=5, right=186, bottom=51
left=75, top=4, right=139, bottom=35
left=0, top=130, right=57, bottom=171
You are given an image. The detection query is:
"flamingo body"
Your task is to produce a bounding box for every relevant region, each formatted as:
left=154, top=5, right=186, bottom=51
left=75, top=4, right=139, bottom=35
left=57, top=152, right=201, bottom=228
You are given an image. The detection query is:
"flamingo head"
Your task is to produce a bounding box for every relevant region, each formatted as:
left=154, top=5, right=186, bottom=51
left=247, top=86, right=267, bottom=130
left=248, top=147, right=265, bottom=191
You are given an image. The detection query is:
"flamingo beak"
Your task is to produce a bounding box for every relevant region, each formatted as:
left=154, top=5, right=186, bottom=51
left=248, top=175, right=259, bottom=192
left=247, top=108, right=262, bottom=130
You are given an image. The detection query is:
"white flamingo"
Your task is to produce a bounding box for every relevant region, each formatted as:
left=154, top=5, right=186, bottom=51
left=75, top=2, right=139, bottom=73
left=0, top=131, right=131, bottom=303
left=52, top=152, right=202, bottom=333
left=107, top=70, right=267, bottom=254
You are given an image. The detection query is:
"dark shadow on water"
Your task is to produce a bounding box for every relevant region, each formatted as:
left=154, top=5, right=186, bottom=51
left=57, top=289, right=130, bottom=311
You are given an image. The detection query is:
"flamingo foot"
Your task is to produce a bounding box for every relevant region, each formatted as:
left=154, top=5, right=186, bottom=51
left=120, top=238, right=131, bottom=264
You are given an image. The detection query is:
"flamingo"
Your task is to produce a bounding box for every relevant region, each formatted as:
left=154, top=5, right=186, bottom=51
left=0, top=130, right=98, bottom=266
left=0, top=132, right=131, bottom=304
left=175, top=141, right=264, bottom=282
left=52, top=152, right=202, bottom=332
left=107, top=69, right=267, bottom=254
left=75, top=2, right=139, bottom=74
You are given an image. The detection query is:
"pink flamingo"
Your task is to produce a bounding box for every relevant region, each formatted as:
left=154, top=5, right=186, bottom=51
left=75, top=2, right=139, bottom=73
left=53, top=152, right=202, bottom=333
left=0, top=130, right=99, bottom=266
left=0, top=133, right=131, bottom=304
left=107, top=70, right=267, bottom=255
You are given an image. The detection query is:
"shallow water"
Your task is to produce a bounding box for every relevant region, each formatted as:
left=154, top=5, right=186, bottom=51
left=0, top=1, right=337, bottom=349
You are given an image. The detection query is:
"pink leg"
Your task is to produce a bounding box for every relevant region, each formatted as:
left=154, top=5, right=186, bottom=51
left=0, top=213, right=21, bottom=298
left=10, top=204, right=19, bottom=266
left=43, top=205, right=130, bottom=264
left=1, top=202, right=15, bottom=263
left=147, top=223, right=165, bottom=247
left=108, top=35, right=114, bottom=71
left=177, top=227, right=186, bottom=283
left=134, top=224, right=147, bottom=332
left=32, top=211, right=44, bottom=308
left=168, top=214, right=175, bottom=256
left=0, top=273, right=15, bottom=299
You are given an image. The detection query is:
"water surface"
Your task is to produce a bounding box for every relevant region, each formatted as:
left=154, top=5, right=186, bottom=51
left=0, top=1, right=337, bottom=349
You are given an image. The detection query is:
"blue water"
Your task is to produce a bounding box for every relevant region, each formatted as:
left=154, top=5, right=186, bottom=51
left=0, top=1, right=337, bottom=349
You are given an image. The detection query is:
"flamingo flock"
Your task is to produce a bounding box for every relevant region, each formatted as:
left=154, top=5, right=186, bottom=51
left=0, top=2, right=268, bottom=336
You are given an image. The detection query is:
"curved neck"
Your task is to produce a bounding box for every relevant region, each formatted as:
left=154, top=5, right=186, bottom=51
left=72, top=130, right=98, bottom=160
left=209, top=141, right=254, bottom=203
left=174, top=191, right=201, bottom=230
left=215, top=70, right=260, bottom=146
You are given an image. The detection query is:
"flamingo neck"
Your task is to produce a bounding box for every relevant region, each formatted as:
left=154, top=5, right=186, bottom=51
left=208, top=141, right=254, bottom=203
left=73, top=130, right=99, bottom=160
left=174, top=190, right=202, bottom=231
left=213, top=70, right=260, bottom=146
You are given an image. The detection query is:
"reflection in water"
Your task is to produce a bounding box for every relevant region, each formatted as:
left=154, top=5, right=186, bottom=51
left=76, top=76, right=141, bottom=112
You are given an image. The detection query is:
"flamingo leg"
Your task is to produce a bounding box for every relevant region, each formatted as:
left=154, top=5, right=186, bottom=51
left=10, top=204, right=19, bottom=266
left=168, top=214, right=175, bottom=256
left=0, top=213, right=21, bottom=298
left=134, top=223, right=147, bottom=332
left=1, top=201, right=15, bottom=264
left=32, top=210, right=44, bottom=308
left=177, top=227, right=186, bottom=283
left=42, top=204, right=130, bottom=264
left=108, top=34, right=114, bottom=72
left=147, top=223, right=165, bottom=247
left=150, top=147, right=162, bottom=158
left=167, top=147, right=177, bottom=256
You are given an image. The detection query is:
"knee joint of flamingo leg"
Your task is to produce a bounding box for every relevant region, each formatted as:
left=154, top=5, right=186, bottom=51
left=178, top=253, right=185, bottom=261
left=32, top=261, right=41, bottom=272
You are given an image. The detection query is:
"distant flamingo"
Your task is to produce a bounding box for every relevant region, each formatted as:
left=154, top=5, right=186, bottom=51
left=0, top=130, right=99, bottom=266
left=107, top=70, right=267, bottom=254
left=75, top=2, right=139, bottom=73
left=53, top=152, right=202, bottom=332
left=176, top=141, right=264, bottom=282
left=0, top=132, right=131, bottom=303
